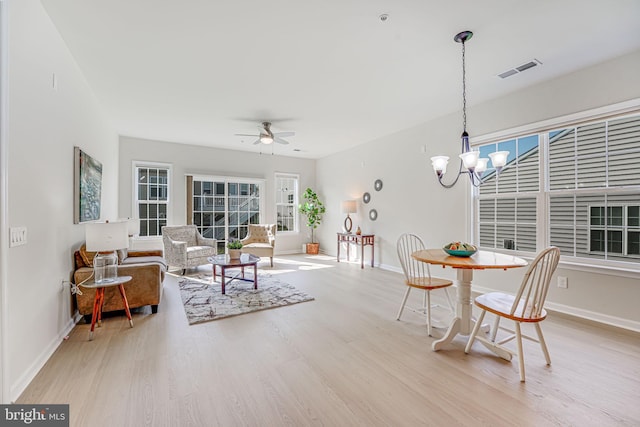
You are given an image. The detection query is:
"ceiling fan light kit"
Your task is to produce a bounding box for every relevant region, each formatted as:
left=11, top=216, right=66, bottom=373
left=235, top=121, right=295, bottom=147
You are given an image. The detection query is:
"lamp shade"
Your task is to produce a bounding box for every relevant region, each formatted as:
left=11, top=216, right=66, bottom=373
left=489, top=151, right=510, bottom=169
left=118, top=218, right=140, bottom=236
left=430, top=156, right=449, bottom=174
left=85, top=221, right=129, bottom=252
left=342, top=200, right=357, bottom=214
left=475, top=158, right=489, bottom=174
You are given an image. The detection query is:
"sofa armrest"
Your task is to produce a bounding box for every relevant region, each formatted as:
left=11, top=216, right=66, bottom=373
left=164, top=238, right=188, bottom=266
left=129, top=249, right=163, bottom=258
left=196, top=234, right=217, bottom=250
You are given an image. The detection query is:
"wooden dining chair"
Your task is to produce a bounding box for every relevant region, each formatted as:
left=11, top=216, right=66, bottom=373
left=464, top=246, right=561, bottom=382
left=396, top=233, right=454, bottom=336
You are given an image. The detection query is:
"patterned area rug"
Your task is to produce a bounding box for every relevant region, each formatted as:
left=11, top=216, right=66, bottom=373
left=178, top=273, right=314, bottom=325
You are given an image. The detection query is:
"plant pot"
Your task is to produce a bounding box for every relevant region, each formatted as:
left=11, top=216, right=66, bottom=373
left=306, top=243, right=320, bottom=255
left=228, top=249, right=241, bottom=259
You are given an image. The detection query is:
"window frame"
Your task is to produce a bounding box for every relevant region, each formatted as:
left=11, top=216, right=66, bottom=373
left=189, top=174, right=265, bottom=253
left=274, top=172, right=299, bottom=234
left=471, top=99, right=640, bottom=277
left=132, top=161, right=172, bottom=239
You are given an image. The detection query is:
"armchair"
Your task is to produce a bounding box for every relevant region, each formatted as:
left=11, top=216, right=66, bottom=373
left=241, top=224, right=276, bottom=267
left=162, top=225, right=217, bottom=274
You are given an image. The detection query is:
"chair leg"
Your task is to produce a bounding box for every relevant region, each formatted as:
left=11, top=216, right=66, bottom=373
left=465, top=309, right=486, bottom=354
left=396, top=287, right=411, bottom=320
left=515, top=322, right=526, bottom=382
left=426, top=291, right=432, bottom=337
left=534, top=323, right=552, bottom=365
left=490, top=316, right=501, bottom=343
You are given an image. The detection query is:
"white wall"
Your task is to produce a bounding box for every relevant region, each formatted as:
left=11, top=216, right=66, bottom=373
left=3, top=0, right=118, bottom=401
left=316, top=50, right=640, bottom=331
left=118, top=136, right=316, bottom=254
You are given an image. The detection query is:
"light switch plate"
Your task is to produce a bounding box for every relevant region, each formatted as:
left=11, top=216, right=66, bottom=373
left=10, top=227, right=27, bottom=247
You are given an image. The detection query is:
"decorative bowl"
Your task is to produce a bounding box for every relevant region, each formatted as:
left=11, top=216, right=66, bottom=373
left=442, top=242, right=477, bottom=257
left=443, top=248, right=477, bottom=257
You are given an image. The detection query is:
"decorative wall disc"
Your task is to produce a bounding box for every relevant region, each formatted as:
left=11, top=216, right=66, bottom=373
left=374, top=179, right=383, bottom=191
left=363, top=192, right=371, bottom=204
left=369, top=209, right=378, bottom=221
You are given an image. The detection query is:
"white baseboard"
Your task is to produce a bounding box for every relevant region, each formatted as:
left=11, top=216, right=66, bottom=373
left=10, top=316, right=77, bottom=402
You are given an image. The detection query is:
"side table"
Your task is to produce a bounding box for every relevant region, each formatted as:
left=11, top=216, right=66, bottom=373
left=336, top=232, right=375, bottom=269
left=80, top=275, right=133, bottom=340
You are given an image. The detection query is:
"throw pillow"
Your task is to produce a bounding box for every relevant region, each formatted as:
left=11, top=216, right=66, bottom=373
left=79, top=244, right=97, bottom=267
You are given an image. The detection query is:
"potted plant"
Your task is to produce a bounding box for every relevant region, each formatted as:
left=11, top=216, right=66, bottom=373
left=298, top=187, right=326, bottom=254
left=227, top=239, right=243, bottom=259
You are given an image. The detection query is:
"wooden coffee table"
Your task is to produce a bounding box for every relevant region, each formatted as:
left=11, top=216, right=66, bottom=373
left=208, top=254, right=260, bottom=294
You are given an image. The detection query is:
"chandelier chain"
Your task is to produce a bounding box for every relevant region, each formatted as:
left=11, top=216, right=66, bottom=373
left=462, top=40, right=467, bottom=132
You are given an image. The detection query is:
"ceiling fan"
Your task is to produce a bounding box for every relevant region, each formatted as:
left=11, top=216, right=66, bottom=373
left=235, top=122, right=295, bottom=145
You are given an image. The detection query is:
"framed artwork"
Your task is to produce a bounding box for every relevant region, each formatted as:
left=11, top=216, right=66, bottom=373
left=74, top=146, right=102, bottom=223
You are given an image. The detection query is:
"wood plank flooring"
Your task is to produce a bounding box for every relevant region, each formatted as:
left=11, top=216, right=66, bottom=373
left=17, top=255, right=640, bottom=426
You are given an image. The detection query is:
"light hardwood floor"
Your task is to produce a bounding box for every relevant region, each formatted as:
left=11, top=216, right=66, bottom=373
left=18, top=255, right=640, bottom=426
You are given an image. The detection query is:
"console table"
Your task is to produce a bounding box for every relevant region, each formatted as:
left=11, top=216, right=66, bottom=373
left=337, top=232, right=375, bottom=269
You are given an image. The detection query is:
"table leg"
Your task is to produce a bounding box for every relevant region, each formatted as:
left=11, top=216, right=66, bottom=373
left=221, top=266, right=226, bottom=294
left=361, top=240, right=364, bottom=269
left=432, top=269, right=474, bottom=351
left=253, top=264, right=258, bottom=290
left=337, top=237, right=340, bottom=262
left=118, top=284, right=134, bottom=328
left=212, top=264, right=217, bottom=281
left=371, top=240, right=375, bottom=267
left=97, top=288, right=105, bottom=327
left=89, top=288, right=102, bottom=341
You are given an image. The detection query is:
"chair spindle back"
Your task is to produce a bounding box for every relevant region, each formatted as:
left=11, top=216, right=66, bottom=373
left=397, top=233, right=431, bottom=283
left=511, top=246, right=560, bottom=319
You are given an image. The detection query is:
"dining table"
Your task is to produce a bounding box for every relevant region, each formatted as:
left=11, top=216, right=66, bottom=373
left=412, top=249, right=527, bottom=354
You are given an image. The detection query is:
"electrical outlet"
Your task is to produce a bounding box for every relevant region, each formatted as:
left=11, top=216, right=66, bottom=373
left=557, top=276, right=568, bottom=289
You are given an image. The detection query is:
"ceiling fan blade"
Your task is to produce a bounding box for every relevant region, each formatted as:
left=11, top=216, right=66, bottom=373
left=252, top=139, right=262, bottom=145
left=274, top=131, right=295, bottom=138
left=235, top=133, right=259, bottom=137
left=274, top=137, right=290, bottom=145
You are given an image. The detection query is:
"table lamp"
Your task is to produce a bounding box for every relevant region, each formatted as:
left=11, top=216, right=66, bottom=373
left=85, top=220, right=129, bottom=284
left=342, top=200, right=357, bottom=233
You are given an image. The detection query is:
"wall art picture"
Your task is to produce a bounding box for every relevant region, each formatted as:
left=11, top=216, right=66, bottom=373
left=74, top=146, right=102, bottom=223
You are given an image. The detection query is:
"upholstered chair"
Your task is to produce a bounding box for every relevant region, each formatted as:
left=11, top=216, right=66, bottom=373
left=241, top=224, right=276, bottom=267
left=162, top=225, right=217, bottom=274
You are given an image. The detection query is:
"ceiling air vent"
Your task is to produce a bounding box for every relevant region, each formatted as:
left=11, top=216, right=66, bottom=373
left=498, top=59, right=542, bottom=79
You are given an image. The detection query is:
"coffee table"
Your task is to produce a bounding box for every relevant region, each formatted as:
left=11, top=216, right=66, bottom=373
left=208, top=254, right=260, bottom=294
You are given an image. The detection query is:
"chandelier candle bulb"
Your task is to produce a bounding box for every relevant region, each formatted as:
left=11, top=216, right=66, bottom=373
left=489, top=151, right=509, bottom=172
left=431, top=155, right=450, bottom=176
left=475, top=158, right=489, bottom=174
left=459, top=150, right=480, bottom=170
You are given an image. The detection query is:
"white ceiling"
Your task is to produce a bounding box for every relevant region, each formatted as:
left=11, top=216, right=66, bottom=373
left=41, top=0, right=640, bottom=159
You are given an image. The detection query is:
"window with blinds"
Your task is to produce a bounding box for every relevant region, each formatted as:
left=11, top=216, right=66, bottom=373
left=474, top=112, right=640, bottom=266
left=477, top=135, right=539, bottom=251
left=548, top=115, right=640, bottom=262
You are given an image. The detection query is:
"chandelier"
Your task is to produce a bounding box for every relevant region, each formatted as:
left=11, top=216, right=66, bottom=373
left=430, top=31, right=508, bottom=188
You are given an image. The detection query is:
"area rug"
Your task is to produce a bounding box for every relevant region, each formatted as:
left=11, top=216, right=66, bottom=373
left=178, top=273, right=314, bottom=325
